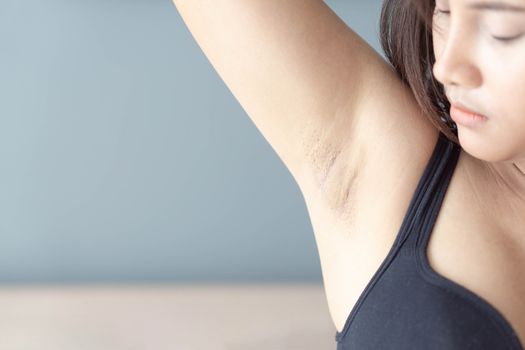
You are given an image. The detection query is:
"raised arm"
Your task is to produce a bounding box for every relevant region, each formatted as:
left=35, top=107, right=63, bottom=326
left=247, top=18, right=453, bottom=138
left=172, top=0, right=380, bottom=190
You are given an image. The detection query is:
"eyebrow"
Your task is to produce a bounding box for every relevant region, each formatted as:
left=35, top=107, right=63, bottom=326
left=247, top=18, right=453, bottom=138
left=466, top=1, right=525, bottom=12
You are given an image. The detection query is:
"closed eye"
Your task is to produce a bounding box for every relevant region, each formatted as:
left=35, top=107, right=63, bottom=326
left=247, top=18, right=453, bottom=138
left=433, top=9, right=523, bottom=44
left=491, top=33, right=524, bottom=42
left=433, top=9, right=450, bottom=16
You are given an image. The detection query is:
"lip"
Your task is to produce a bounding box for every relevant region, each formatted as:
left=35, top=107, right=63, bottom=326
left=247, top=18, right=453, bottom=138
left=450, top=104, right=488, bottom=127
left=450, top=101, right=488, bottom=119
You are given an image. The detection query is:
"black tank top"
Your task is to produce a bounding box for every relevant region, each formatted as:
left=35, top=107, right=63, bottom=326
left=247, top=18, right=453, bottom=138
left=335, top=132, right=524, bottom=350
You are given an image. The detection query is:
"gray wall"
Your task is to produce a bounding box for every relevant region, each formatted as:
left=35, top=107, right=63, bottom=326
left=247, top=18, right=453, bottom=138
left=0, top=0, right=384, bottom=284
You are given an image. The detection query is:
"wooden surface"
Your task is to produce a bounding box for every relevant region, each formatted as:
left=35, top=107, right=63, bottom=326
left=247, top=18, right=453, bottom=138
left=0, top=283, right=336, bottom=350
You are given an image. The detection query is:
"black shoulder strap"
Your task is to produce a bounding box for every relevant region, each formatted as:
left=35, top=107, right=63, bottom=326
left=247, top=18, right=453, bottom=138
left=394, top=132, right=461, bottom=251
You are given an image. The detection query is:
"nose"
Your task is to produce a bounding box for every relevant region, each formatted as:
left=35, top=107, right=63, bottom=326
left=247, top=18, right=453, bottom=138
left=432, top=23, right=482, bottom=89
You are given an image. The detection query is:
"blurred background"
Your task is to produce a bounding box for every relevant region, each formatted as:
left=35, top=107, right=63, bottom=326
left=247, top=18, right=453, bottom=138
left=0, top=0, right=384, bottom=348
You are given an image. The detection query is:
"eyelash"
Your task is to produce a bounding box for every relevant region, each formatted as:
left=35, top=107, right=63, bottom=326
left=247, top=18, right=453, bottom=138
left=433, top=9, right=522, bottom=44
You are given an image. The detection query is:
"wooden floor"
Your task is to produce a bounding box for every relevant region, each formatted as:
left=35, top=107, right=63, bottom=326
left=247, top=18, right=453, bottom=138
left=0, top=283, right=336, bottom=350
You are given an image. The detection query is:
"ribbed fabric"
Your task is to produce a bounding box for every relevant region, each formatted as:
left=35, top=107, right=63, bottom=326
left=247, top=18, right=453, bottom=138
left=335, top=132, right=523, bottom=350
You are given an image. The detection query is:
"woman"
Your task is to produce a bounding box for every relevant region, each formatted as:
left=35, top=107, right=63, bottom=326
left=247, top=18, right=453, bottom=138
left=172, top=0, right=525, bottom=348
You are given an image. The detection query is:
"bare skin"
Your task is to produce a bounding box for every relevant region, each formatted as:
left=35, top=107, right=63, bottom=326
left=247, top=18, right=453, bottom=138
left=432, top=0, right=525, bottom=223
left=173, top=0, right=525, bottom=345
left=313, top=0, right=525, bottom=343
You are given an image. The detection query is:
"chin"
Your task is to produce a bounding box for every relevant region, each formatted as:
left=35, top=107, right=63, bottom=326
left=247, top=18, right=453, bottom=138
left=455, top=127, right=507, bottom=163
left=463, top=137, right=525, bottom=169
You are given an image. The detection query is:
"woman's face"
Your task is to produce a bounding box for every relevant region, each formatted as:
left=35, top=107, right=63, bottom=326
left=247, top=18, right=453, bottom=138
left=431, top=0, right=525, bottom=167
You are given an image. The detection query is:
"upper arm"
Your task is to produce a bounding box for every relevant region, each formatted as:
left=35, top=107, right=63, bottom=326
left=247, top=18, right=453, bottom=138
left=172, top=0, right=375, bottom=189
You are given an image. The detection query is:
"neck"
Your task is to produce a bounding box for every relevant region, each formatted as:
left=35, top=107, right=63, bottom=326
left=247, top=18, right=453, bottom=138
left=513, top=162, right=525, bottom=177
left=509, top=158, right=525, bottom=197
left=486, top=158, right=525, bottom=230
left=459, top=152, right=525, bottom=241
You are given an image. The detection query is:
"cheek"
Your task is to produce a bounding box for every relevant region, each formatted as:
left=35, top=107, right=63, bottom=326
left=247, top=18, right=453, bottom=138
left=482, top=57, right=525, bottom=160
left=497, top=88, right=525, bottom=160
left=431, top=33, right=444, bottom=78
left=482, top=47, right=525, bottom=131
left=432, top=27, right=444, bottom=58
left=431, top=15, right=449, bottom=56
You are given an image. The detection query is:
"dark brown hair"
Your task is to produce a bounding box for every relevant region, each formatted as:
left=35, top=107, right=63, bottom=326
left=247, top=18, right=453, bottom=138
left=379, top=0, right=459, bottom=144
